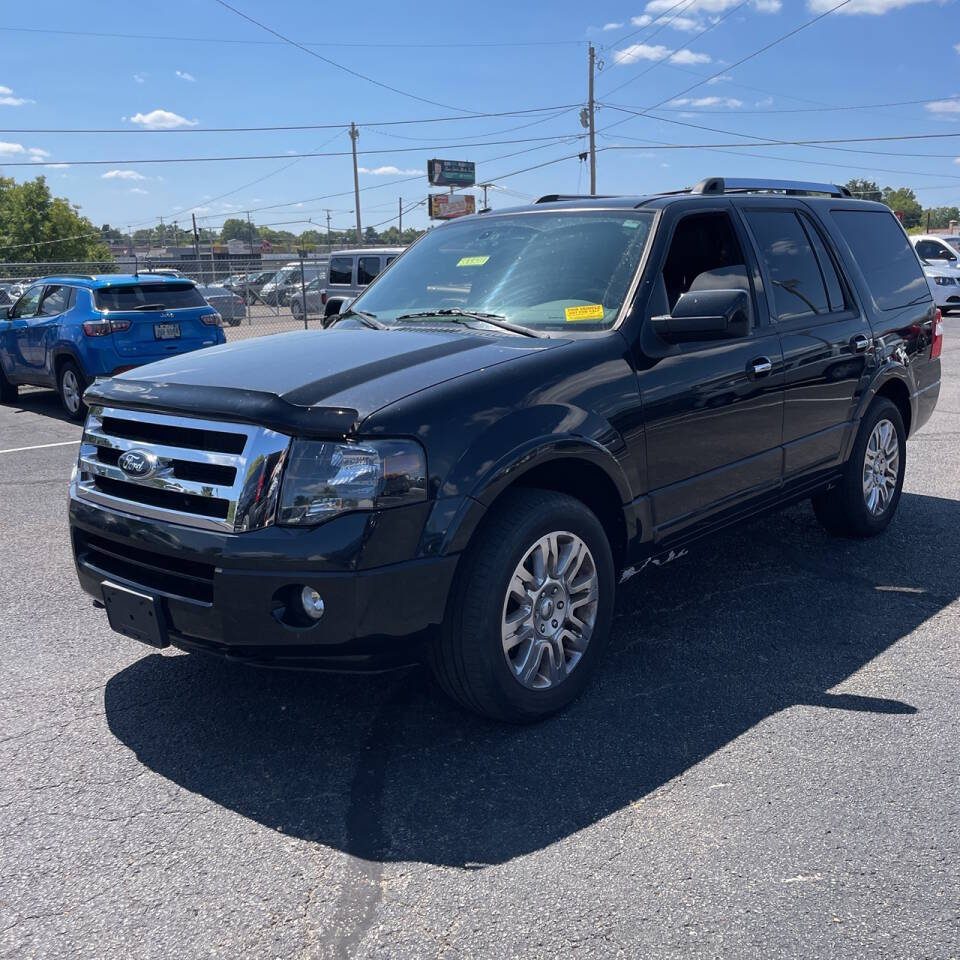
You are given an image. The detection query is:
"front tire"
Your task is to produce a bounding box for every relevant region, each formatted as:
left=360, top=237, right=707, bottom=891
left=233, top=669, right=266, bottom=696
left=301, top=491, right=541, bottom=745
left=812, top=397, right=905, bottom=538
left=429, top=489, right=615, bottom=723
left=57, top=359, right=87, bottom=422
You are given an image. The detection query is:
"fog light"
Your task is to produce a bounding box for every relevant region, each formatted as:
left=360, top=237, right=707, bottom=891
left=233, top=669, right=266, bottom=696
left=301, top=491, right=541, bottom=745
left=300, top=586, right=325, bottom=620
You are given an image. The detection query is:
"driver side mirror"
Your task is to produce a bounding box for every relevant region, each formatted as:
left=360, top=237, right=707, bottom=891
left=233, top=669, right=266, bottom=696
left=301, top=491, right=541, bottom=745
left=651, top=288, right=750, bottom=343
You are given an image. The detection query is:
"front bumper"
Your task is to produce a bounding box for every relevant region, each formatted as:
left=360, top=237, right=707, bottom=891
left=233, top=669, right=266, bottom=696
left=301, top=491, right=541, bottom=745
left=70, top=489, right=458, bottom=669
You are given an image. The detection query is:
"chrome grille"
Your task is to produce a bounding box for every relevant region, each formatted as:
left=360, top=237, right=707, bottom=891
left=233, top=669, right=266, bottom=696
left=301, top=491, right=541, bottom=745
left=76, top=405, right=290, bottom=532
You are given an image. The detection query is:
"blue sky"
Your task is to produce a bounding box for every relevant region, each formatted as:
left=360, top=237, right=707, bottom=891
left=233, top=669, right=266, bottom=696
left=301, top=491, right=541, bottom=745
left=1, top=0, right=959, bottom=239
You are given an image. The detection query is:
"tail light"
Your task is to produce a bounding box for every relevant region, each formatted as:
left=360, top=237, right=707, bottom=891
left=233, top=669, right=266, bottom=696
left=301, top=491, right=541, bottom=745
left=82, top=317, right=130, bottom=337
left=202, top=312, right=222, bottom=326
left=931, top=308, right=943, bottom=359
left=321, top=291, right=327, bottom=305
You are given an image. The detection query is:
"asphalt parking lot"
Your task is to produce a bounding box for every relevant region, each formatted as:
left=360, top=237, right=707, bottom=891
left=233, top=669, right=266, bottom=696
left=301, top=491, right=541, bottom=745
left=1, top=330, right=958, bottom=959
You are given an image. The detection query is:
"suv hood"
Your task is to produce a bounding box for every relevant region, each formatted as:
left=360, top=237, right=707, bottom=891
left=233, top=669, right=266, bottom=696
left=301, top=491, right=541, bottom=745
left=85, top=327, right=565, bottom=437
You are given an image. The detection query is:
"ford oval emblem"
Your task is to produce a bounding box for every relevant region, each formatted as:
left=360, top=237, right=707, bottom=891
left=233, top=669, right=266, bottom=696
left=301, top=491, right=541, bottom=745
left=118, top=449, right=158, bottom=480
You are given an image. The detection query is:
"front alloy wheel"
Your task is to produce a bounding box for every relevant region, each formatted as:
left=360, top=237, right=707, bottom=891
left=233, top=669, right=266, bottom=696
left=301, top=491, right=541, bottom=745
left=501, top=532, right=598, bottom=690
left=862, top=418, right=900, bottom=517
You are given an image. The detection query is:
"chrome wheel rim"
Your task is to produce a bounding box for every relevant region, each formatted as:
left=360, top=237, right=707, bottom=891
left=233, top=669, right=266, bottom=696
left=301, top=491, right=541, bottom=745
left=61, top=370, right=80, bottom=413
left=500, top=531, right=599, bottom=690
left=862, top=418, right=899, bottom=517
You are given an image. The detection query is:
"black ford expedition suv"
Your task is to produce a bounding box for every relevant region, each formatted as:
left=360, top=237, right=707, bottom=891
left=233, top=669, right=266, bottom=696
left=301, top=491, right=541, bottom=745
left=70, top=177, right=943, bottom=722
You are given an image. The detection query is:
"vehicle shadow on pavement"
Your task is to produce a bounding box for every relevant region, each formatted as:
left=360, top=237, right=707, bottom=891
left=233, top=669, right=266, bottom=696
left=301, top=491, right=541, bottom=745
left=104, top=492, right=957, bottom=868
left=6, top=388, right=73, bottom=424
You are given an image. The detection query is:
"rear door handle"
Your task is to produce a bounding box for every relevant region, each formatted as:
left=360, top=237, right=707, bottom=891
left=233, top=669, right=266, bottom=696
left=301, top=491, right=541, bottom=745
left=851, top=334, right=871, bottom=353
left=748, top=357, right=773, bottom=378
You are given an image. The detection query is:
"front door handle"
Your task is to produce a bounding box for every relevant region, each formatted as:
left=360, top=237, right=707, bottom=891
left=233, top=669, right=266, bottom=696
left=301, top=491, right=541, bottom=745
left=748, top=357, right=773, bottom=378
left=851, top=334, right=871, bottom=353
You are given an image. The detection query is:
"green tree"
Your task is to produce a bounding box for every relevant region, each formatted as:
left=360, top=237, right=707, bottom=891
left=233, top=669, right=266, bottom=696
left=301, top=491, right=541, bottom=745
left=881, top=186, right=923, bottom=229
left=0, top=176, right=112, bottom=263
left=923, top=206, right=960, bottom=230
left=844, top=178, right=881, bottom=201
left=220, top=217, right=258, bottom=244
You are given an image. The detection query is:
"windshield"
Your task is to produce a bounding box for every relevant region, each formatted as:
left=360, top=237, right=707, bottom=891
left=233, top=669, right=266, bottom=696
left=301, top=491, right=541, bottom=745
left=94, top=282, right=206, bottom=311
left=352, top=210, right=655, bottom=331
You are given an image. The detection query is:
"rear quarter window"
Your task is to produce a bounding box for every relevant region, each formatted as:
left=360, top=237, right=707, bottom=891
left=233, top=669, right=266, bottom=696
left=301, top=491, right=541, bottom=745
left=831, top=210, right=929, bottom=311
left=94, top=283, right=207, bottom=311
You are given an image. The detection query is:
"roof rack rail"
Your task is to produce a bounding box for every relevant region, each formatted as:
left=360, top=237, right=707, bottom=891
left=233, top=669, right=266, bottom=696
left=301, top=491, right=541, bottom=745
left=690, top=177, right=852, bottom=198
left=534, top=194, right=617, bottom=203
left=45, top=274, right=98, bottom=281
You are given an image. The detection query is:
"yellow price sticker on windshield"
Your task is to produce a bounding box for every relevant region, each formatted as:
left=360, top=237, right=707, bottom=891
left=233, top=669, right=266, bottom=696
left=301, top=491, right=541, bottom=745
left=457, top=255, right=490, bottom=267
left=565, top=303, right=605, bottom=322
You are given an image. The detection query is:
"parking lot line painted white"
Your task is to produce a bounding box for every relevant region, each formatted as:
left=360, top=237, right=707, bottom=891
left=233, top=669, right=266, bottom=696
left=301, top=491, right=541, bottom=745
left=0, top=439, right=81, bottom=455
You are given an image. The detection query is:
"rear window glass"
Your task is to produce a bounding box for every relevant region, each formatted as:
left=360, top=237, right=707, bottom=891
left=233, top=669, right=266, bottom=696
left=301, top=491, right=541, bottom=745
left=831, top=210, right=929, bottom=311
left=329, top=257, right=353, bottom=285
left=94, top=283, right=206, bottom=311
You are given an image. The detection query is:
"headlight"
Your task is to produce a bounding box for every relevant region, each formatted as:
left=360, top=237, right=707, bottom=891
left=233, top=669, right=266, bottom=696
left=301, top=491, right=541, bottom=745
left=933, top=276, right=955, bottom=286
left=277, top=438, right=427, bottom=525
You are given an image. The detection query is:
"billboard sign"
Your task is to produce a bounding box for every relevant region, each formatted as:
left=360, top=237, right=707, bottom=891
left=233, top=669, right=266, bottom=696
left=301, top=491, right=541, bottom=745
left=428, top=158, right=476, bottom=188
left=428, top=193, right=476, bottom=220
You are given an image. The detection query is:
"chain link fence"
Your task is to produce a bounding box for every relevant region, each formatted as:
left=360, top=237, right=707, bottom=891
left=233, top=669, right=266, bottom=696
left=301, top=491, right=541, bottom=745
left=0, top=252, right=357, bottom=341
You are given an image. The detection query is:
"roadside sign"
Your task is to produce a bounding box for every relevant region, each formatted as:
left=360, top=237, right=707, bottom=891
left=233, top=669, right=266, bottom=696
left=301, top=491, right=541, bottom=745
left=428, top=193, right=476, bottom=220
left=428, top=159, right=476, bottom=188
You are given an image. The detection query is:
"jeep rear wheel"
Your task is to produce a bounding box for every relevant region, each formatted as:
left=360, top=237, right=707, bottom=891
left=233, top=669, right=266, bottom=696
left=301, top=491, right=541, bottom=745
left=57, top=359, right=87, bottom=422
left=812, top=397, right=906, bottom=538
left=429, top=489, right=615, bottom=723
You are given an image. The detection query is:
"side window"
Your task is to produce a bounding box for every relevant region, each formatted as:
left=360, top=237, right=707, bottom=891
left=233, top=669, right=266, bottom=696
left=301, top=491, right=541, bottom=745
left=661, top=211, right=753, bottom=323
left=329, top=256, right=353, bottom=285
left=10, top=285, right=43, bottom=319
left=832, top=210, right=929, bottom=311
left=38, top=285, right=69, bottom=316
left=915, top=240, right=943, bottom=260
left=745, top=210, right=829, bottom=321
left=386, top=256, right=398, bottom=267
left=798, top=214, right=847, bottom=313
left=357, top=256, right=381, bottom=286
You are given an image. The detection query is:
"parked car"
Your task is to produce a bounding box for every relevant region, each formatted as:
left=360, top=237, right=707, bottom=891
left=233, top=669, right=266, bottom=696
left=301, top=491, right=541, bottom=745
left=69, top=177, right=941, bottom=721
left=289, top=279, right=355, bottom=326
left=139, top=268, right=185, bottom=279
left=911, top=234, right=960, bottom=267
left=198, top=285, right=245, bottom=325
left=920, top=261, right=960, bottom=313
left=322, top=247, right=404, bottom=307
left=259, top=260, right=328, bottom=307
left=224, top=270, right=277, bottom=304
left=0, top=274, right=225, bottom=420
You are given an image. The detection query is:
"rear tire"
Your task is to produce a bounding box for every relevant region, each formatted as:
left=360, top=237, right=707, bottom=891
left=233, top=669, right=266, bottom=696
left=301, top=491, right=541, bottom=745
left=812, top=397, right=905, bottom=538
left=429, top=489, right=615, bottom=723
left=0, top=366, right=17, bottom=403
left=57, top=359, right=87, bottom=422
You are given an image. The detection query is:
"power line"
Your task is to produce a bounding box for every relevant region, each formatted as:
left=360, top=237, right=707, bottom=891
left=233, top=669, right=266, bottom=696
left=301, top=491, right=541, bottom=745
left=599, top=0, right=854, bottom=137
left=0, top=24, right=586, bottom=48
left=0, top=133, right=586, bottom=168
left=211, top=0, right=475, bottom=114
left=641, top=96, right=960, bottom=115
left=600, top=0, right=751, bottom=99
left=0, top=104, right=581, bottom=135
left=601, top=0, right=698, bottom=51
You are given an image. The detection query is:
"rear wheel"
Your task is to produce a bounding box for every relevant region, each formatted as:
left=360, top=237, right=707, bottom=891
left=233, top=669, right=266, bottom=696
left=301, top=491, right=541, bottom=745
left=0, top=366, right=17, bottom=403
left=57, top=359, right=87, bottom=422
left=429, top=489, right=615, bottom=723
left=812, top=397, right=905, bottom=538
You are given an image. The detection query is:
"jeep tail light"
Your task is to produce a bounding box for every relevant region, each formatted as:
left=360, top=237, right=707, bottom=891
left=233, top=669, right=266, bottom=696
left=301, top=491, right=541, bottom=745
left=109, top=318, right=131, bottom=333
left=82, top=318, right=130, bottom=337
left=202, top=312, right=222, bottom=326
left=931, top=308, right=943, bottom=359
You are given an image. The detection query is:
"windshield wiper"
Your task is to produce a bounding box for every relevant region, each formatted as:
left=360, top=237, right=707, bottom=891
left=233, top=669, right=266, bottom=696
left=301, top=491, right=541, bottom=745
left=336, top=308, right=387, bottom=330
left=394, top=308, right=543, bottom=338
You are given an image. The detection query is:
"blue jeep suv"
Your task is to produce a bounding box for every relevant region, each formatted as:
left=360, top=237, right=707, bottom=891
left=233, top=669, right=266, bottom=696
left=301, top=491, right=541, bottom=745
left=0, top=274, right=226, bottom=420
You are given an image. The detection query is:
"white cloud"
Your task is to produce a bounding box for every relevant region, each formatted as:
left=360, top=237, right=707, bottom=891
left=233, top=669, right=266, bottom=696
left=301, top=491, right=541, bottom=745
left=807, top=0, right=934, bottom=11
left=0, top=141, right=26, bottom=155
left=0, top=84, right=33, bottom=106
left=357, top=165, right=425, bottom=176
left=754, top=96, right=774, bottom=107
left=175, top=70, right=197, bottom=82
left=667, top=15, right=707, bottom=31
left=129, top=108, right=197, bottom=129
left=707, top=74, right=734, bottom=84
left=954, top=157, right=960, bottom=164
left=45, top=163, right=70, bottom=169
left=613, top=43, right=672, bottom=64
left=602, top=21, right=624, bottom=29
left=955, top=42, right=960, bottom=54
left=102, top=169, right=147, bottom=181
left=669, top=49, right=711, bottom=64
left=631, top=14, right=652, bottom=25
left=129, top=187, right=149, bottom=194
left=926, top=99, right=960, bottom=115
left=28, top=147, right=50, bottom=158
left=133, top=73, right=146, bottom=84
left=647, top=0, right=778, bottom=10
left=669, top=95, right=743, bottom=107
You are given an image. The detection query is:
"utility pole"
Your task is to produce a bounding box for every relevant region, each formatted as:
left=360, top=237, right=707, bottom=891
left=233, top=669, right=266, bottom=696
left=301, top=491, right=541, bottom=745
left=349, top=122, right=362, bottom=245
left=477, top=182, right=493, bottom=210
left=588, top=44, right=597, bottom=195
left=325, top=209, right=332, bottom=248
left=191, top=213, right=200, bottom=260
left=159, top=216, right=165, bottom=250
left=398, top=197, right=402, bottom=237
